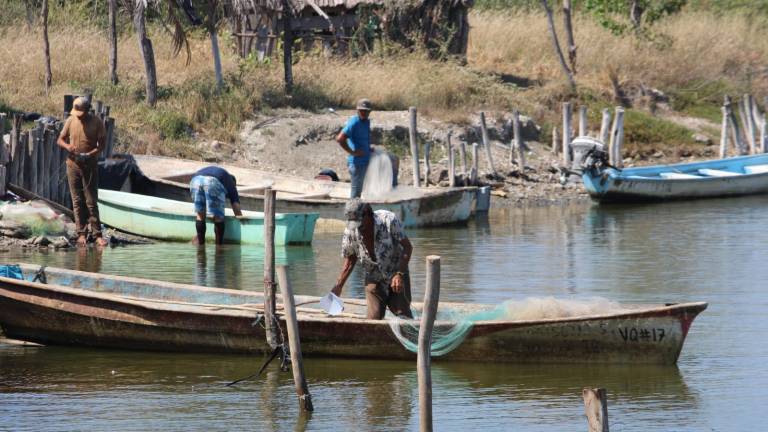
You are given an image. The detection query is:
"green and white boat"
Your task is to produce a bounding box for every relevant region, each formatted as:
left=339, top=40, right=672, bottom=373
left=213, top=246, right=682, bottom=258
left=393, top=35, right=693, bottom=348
left=98, top=189, right=318, bottom=245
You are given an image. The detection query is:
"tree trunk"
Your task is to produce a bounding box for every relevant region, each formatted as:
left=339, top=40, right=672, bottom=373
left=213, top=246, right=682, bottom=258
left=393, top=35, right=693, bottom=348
left=541, top=0, right=576, bottom=90
left=133, top=1, right=158, bottom=107
left=562, top=0, right=576, bottom=74
left=207, top=0, right=223, bottom=92
left=108, top=0, right=118, bottom=84
left=282, top=2, right=294, bottom=94
left=42, top=0, right=52, bottom=94
left=630, top=0, right=644, bottom=29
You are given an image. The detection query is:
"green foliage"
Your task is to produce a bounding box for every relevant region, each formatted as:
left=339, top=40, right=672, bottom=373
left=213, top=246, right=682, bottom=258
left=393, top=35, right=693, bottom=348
left=146, top=109, right=192, bottom=140
left=668, top=80, right=733, bottom=123
left=623, top=109, right=696, bottom=146
left=583, top=0, right=687, bottom=35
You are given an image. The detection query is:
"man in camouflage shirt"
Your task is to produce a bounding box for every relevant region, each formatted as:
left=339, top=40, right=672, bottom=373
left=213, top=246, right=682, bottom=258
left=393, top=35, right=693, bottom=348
left=332, top=199, right=414, bottom=319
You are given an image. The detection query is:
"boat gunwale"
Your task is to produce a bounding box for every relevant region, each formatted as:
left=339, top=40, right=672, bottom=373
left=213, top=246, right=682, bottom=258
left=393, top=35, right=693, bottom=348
left=98, top=189, right=319, bottom=222
left=2, top=265, right=708, bottom=329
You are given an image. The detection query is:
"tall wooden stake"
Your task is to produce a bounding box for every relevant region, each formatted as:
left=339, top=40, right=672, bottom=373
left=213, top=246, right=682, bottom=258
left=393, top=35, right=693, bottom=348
left=409, top=107, right=421, bottom=187
left=583, top=388, right=609, bottom=432
left=741, top=95, right=756, bottom=154
left=578, top=105, right=587, bottom=137
left=459, top=142, right=468, bottom=181
left=418, top=255, right=441, bottom=432
left=470, top=143, right=478, bottom=185
left=562, top=102, right=572, bottom=166
left=447, top=133, right=456, bottom=187
left=513, top=110, right=526, bottom=169
left=424, top=141, right=431, bottom=187
left=599, top=108, right=611, bottom=144
left=720, top=105, right=730, bottom=158
left=725, top=96, right=747, bottom=155
left=276, top=266, right=314, bottom=412
left=479, top=112, right=497, bottom=176
left=263, top=187, right=278, bottom=349
left=551, top=125, right=558, bottom=154
left=760, top=113, right=767, bottom=154
left=610, top=107, right=625, bottom=168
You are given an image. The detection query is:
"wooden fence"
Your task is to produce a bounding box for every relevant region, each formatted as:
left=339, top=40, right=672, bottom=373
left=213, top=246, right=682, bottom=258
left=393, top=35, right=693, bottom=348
left=0, top=97, right=117, bottom=213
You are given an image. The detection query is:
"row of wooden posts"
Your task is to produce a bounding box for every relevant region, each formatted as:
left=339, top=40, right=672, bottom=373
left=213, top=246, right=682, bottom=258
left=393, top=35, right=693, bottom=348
left=558, top=94, right=768, bottom=172
left=0, top=98, right=117, bottom=210
left=407, top=107, right=529, bottom=188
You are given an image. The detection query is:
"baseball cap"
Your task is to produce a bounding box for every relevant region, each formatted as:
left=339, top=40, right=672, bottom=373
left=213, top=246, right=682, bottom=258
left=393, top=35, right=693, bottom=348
left=71, top=97, right=91, bottom=118
left=356, top=98, right=372, bottom=111
left=345, top=198, right=371, bottom=230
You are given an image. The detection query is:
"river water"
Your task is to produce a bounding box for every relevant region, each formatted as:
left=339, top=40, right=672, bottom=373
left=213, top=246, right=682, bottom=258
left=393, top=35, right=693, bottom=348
left=2, top=196, right=767, bottom=431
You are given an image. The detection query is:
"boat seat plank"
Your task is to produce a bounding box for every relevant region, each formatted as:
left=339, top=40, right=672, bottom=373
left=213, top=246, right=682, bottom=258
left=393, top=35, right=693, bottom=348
left=697, top=169, right=742, bottom=177
left=744, top=164, right=768, bottom=174
left=659, top=172, right=702, bottom=179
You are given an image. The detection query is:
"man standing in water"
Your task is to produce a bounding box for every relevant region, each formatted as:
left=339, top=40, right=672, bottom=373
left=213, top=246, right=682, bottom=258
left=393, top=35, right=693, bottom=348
left=336, top=99, right=373, bottom=198
left=332, top=199, right=414, bottom=320
left=189, top=166, right=243, bottom=245
left=57, top=97, right=108, bottom=247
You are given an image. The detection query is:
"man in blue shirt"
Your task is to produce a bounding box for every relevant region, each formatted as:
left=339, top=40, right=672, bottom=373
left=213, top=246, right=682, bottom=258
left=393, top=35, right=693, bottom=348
left=336, top=98, right=373, bottom=198
left=189, top=166, right=243, bottom=245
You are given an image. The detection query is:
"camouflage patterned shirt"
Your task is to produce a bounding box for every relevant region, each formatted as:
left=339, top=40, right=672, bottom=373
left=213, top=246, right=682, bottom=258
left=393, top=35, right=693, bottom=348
left=341, top=209, right=406, bottom=283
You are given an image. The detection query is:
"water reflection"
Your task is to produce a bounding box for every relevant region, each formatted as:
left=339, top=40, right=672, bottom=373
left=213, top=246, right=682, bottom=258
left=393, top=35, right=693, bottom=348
left=75, top=246, right=103, bottom=273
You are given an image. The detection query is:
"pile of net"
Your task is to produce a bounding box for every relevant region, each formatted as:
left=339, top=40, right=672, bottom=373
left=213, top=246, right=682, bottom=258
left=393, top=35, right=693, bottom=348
left=386, top=297, right=632, bottom=356
left=0, top=201, right=69, bottom=236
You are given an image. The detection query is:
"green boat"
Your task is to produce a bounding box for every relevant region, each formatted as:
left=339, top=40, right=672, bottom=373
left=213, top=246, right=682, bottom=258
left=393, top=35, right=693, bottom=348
left=98, top=189, right=318, bottom=245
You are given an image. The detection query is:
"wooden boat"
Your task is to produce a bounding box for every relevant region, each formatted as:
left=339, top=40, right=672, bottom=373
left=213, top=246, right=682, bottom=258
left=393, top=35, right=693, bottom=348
left=98, top=189, right=318, bottom=245
left=129, top=155, right=477, bottom=229
left=571, top=138, right=768, bottom=203
left=0, top=264, right=707, bottom=364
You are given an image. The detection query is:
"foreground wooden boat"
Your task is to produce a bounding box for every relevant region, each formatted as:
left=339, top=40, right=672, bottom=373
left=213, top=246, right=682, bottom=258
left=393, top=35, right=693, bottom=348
left=129, top=155, right=477, bottom=228
left=98, top=189, right=318, bottom=245
left=576, top=141, right=768, bottom=202
left=0, top=265, right=707, bottom=364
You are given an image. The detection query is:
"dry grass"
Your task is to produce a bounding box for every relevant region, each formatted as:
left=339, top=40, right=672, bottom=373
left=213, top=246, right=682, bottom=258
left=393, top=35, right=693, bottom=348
left=1, top=8, right=767, bottom=155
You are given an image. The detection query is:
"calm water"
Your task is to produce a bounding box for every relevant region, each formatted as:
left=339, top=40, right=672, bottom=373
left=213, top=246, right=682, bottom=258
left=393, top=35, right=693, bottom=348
left=2, top=196, right=768, bottom=431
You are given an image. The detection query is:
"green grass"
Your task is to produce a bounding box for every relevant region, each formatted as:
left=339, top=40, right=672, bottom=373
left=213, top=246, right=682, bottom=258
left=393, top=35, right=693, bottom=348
left=623, top=110, right=697, bottom=146
left=667, top=80, right=734, bottom=123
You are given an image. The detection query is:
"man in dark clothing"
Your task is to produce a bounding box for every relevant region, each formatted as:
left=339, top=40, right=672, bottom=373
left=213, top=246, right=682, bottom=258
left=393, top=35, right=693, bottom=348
left=56, top=96, right=108, bottom=247
left=189, top=166, right=243, bottom=245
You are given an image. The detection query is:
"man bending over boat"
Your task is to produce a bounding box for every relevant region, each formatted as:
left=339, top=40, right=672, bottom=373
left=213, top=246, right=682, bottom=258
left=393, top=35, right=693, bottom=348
left=189, top=166, right=243, bottom=245
left=332, top=199, right=414, bottom=319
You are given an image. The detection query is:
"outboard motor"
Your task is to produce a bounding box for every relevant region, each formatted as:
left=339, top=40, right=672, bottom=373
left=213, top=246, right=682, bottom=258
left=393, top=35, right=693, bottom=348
left=570, top=137, right=609, bottom=175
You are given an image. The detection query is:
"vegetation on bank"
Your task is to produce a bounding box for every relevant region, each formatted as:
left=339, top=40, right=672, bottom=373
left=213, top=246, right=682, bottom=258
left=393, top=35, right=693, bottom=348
left=0, top=1, right=766, bottom=160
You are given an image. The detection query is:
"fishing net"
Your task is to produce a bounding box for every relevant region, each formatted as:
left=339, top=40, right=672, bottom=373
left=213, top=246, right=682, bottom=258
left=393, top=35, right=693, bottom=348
left=386, top=297, right=632, bottom=356
left=361, top=151, right=394, bottom=200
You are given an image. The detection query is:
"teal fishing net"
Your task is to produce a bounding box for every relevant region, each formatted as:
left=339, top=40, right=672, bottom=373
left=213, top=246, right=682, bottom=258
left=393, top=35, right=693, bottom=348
left=386, top=303, right=511, bottom=357
left=386, top=297, right=632, bottom=356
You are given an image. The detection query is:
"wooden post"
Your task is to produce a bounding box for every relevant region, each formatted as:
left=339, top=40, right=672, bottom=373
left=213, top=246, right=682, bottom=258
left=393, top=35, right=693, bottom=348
left=10, top=116, right=24, bottom=187
left=104, top=117, right=116, bottom=158
left=551, top=125, right=558, bottom=154
left=0, top=165, right=6, bottom=196
left=50, top=134, right=62, bottom=203
left=741, top=95, right=756, bottom=154
left=27, top=129, right=38, bottom=192
left=579, top=105, right=588, bottom=137
left=41, top=129, right=52, bottom=198
left=562, top=102, right=572, bottom=165
left=479, top=112, right=497, bottom=176
left=276, top=266, right=314, bottom=412
left=0, top=113, right=6, bottom=165
left=423, top=141, right=431, bottom=187
left=17, top=134, right=28, bottom=190
left=760, top=113, right=767, bottom=153
left=470, top=143, right=478, bottom=185
left=263, top=187, right=279, bottom=349
left=513, top=110, right=526, bottom=169
left=726, top=96, right=747, bottom=155
left=599, top=108, right=611, bottom=144
left=582, top=388, right=609, bottom=432
left=459, top=142, right=468, bottom=180
left=447, top=133, right=456, bottom=188
left=36, top=126, right=46, bottom=196
left=409, top=107, right=421, bottom=187
left=720, top=105, right=730, bottom=158
left=418, top=255, right=441, bottom=432
left=609, top=107, right=625, bottom=168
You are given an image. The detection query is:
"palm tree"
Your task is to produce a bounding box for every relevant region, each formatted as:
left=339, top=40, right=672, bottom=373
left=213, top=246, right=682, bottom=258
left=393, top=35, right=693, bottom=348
left=133, top=0, right=158, bottom=106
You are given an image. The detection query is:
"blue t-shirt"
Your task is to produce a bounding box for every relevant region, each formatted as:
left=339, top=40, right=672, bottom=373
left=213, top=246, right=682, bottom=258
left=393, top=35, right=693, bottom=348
left=195, top=166, right=240, bottom=204
left=342, top=115, right=371, bottom=166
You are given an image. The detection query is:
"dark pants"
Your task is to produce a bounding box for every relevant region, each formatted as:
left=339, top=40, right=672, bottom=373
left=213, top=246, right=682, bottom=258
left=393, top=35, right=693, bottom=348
left=66, top=160, right=102, bottom=237
left=365, top=271, right=413, bottom=320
